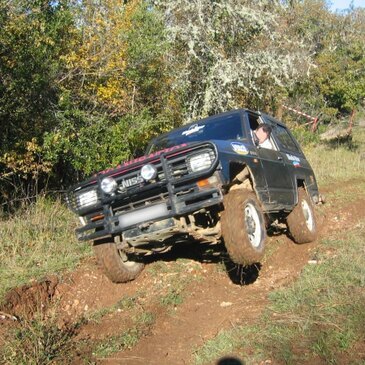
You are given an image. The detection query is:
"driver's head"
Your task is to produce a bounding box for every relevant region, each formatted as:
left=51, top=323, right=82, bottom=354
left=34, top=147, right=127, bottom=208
left=255, top=124, right=272, bottom=144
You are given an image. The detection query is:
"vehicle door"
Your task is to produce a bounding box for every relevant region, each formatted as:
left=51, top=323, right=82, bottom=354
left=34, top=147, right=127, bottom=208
left=248, top=114, right=294, bottom=209
left=270, top=122, right=312, bottom=203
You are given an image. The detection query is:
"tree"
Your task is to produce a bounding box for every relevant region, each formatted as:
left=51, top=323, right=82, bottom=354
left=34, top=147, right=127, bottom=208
left=281, top=1, right=365, bottom=119
left=0, top=0, right=74, bottom=153
left=43, top=0, right=175, bottom=180
left=153, top=0, right=312, bottom=121
left=311, top=8, right=365, bottom=115
left=0, top=0, right=75, bottom=205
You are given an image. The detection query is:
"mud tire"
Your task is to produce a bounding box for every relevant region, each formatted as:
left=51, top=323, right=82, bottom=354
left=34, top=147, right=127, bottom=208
left=221, top=190, right=266, bottom=265
left=286, top=188, right=317, bottom=244
left=93, top=241, right=144, bottom=283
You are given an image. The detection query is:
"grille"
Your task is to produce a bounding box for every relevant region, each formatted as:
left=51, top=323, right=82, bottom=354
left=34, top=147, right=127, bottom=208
left=113, top=187, right=169, bottom=215
left=113, top=160, right=165, bottom=195
left=68, top=143, right=217, bottom=215
left=109, top=146, right=216, bottom=196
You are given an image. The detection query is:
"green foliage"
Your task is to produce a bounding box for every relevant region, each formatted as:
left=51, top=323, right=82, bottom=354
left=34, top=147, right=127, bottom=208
left=0, top=0, right=76, bottom=206
left=313, top=39, right=365, bottom=114
left=123, top=2, right=172, bottom=113
left=28, top=1, right=176, bottom=191
left=291, top=126, right=322, bottom=146
left=0, top=0, right=74, bottom=154
left=42, top=108, right=175, bottom=177
left=284, top=2, right=365, bottom=119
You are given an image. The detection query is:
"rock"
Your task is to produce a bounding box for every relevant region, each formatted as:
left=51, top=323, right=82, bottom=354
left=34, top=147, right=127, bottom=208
left=320, top=125, right=352, bottom=142
left=220, top=301, right=233, bottom=307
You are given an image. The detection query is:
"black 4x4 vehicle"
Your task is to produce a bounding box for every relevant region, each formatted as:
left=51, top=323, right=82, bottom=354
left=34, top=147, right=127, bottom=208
left=67, top=109, right=320, bottom=283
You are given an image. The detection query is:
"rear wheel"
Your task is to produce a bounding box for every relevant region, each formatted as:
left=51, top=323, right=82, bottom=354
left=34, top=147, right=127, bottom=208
left=286, top=188, right=317, bottom=244
left=221, top=190, right=266, bottom=265
left=93, top=241, right=144, bottom=283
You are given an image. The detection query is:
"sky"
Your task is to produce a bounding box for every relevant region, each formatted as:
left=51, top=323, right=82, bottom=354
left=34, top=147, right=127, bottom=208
left=329, top=0, right=365, bottom=11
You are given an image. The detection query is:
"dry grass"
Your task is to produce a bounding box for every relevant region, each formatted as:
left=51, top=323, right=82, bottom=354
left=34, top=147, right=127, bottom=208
left=305, top=126, right=365, bottom=185
left=0, top=197, right=91, bottom=302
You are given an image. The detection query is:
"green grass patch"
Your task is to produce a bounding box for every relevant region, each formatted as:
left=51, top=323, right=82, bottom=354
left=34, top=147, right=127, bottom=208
left=0, top=197, right=92, bottom=302
left=160, top=287, right=184, bottom=307
left=193, top=220, right=365, bottom=365
left=158, top=260, right=203, bottom=310
left=321, top=180, right=365, bottom=209
left=91, top=311, right=155, bottom=359
left=86, top=294, right=139, bottom=323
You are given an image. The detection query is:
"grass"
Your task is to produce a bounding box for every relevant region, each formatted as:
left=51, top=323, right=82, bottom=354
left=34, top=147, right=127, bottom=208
left=160, top=287, right=184, bottom=307
left=85, top=294, right=139, bottom=324
left=305, top=125, right=365, bottom=185
left=193, top=220, right=365, bottom=365
left=0, top=308, right=80, bottom=365
left=148, top=258, right=203, bottom=310
left=1, top=292, right=154, bottom=364
left=0, top=197, right=92, bottom=303
left=91, top=311, right=155, bottom=359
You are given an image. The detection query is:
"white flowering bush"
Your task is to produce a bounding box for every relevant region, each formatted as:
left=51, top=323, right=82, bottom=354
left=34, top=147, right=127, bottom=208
left=154, top=0, right=310, bottom=121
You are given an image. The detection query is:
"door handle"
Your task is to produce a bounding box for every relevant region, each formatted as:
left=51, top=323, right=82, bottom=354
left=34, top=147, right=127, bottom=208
left=277, top=156, right=283, bottom=161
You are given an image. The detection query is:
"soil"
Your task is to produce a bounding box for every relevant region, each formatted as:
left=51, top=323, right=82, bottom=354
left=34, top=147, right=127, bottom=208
left=1, top=180, right=364, bottom=365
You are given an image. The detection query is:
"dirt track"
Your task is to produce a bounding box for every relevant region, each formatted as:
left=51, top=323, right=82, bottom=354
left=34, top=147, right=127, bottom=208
left=1, top=180, right=364, bottom=364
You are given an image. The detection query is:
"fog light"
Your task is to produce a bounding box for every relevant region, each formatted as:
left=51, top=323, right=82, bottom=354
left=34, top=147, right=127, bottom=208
left=141, top=164, right=157, bottom=181
left=101, top=176, right=117, bottom=194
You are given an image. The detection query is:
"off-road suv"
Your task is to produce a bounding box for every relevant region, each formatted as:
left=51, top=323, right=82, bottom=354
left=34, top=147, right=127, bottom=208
left=67, top=109, right=320, bottom=283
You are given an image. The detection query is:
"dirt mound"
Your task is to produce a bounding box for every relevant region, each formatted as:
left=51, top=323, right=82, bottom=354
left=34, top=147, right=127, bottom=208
left=0, top=276, right=58, bottom=319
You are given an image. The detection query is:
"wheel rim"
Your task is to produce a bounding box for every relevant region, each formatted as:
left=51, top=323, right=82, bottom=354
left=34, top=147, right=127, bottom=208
left=244, top=202, right=262, bottom=248
left=301, top=199, right=314, bottom=231
left=119, top=250, right=139, bottom=268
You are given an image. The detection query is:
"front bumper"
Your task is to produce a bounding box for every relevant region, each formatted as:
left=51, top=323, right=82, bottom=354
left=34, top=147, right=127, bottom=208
left=76, top=185, right=223, bottom=241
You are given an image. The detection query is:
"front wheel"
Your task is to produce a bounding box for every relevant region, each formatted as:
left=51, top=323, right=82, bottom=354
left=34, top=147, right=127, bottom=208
left=93, top=241, right=144, bottom=283
left=221, top=190, right=266, bottom=265
left=286, top=188, right=317, bottom=244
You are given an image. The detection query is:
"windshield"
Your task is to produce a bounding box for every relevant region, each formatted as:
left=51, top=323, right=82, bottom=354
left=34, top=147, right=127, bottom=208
left=148, top=112, right=245, bottom=153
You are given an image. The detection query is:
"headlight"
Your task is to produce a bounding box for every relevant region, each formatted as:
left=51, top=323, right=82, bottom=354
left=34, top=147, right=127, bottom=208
left=77, top=189, right=98, bottom=208
left=101, top=176, right=117, bottom=194
left=141, top=164, right=157, bottom=181
left=187, top=152, right=214, bottom=172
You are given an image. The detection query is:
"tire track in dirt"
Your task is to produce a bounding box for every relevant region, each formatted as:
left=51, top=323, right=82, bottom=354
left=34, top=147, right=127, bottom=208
left=104, top=235, right=317, bottom=365
left=97, top=185, right=365, bottom=365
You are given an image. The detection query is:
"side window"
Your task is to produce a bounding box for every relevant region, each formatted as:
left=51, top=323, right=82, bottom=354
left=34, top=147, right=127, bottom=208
left=273, top=124, right=300, bottom=152
left=247, top=113, right=276, bottom=150
left=248, top=113, right=260, bottom=131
